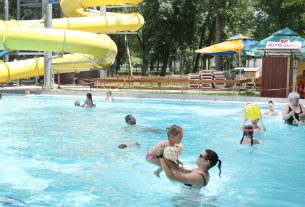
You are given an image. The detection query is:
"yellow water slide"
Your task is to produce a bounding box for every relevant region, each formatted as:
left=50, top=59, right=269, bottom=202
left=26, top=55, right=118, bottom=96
left=0, top=0, right=144, bottom=83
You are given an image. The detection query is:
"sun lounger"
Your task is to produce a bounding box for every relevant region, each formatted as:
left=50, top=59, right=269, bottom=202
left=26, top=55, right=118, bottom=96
left=188, top=73, right=201, bottom=88
left=200, top=70, right=213, bottom=89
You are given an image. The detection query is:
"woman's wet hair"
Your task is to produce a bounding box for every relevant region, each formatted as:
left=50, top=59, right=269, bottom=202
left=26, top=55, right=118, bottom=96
left=87, top=93, right=93, bottom=101
left=166, top=125, right=183, bottom=138
left=268, top=100, right=274, bottom=105
left=240, top=125, right=254, bottom=145
left=106, top=91, right=112, bottom=96
left=205, top=149, right=222, bottom=178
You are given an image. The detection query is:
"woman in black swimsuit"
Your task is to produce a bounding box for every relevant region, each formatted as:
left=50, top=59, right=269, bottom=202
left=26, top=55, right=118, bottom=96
left=282, top=92, right=305, bottom=125
left=159, top=149, right=221, bottom=188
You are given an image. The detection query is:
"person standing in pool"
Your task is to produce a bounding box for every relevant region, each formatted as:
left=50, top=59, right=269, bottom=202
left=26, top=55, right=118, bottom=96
left=81, top=93, right=96, bottom=107
left=106, top=91, right=114, bottom=102
left=160, top=149, right=221, bottom=188
left=241, top=116, right=266, bottom=133
left=282, top=92, right=305, bottom=125
left=265, top=100, right=279, bottom=116
left=240, top=125, right=262, bottom=145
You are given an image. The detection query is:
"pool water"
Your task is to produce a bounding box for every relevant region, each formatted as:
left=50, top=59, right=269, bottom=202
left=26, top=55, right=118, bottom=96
left=0, top=95, right=304, bottom=207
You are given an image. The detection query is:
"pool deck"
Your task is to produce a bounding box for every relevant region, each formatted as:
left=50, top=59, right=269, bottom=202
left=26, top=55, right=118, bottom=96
left=1, top=85, right=305, bottom=104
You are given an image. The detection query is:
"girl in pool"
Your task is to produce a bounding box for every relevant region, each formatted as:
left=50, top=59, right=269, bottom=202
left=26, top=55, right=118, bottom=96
left=240, top=125, right=262, bottom=145
left=241, top=116, right=266, bottom=133
left=146, top=125, right=184, bottom=177
left=106, top=91, right=114, bottom=102
left=81, top=93, right=95, bottom=107
left=265, top=100, right=279, bottom=116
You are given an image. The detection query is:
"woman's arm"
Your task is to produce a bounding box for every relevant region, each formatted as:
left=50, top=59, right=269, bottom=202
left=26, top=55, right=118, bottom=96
left=240, top=118, right=247, bottom=131
left=253, top=138, right=262, bottom=144
left=300, top=104, right=305, bottom=116
left=259, top=116, right=266, bottom=132
left=160, top=158, right=201, bottom=185
left=282, top=104, right=293, bottom=120
left=159, top=157, right=176, bottom=179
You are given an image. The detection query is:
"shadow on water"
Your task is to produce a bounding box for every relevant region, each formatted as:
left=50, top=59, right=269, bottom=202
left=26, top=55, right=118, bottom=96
left=0, top=196, right=51, bottom=207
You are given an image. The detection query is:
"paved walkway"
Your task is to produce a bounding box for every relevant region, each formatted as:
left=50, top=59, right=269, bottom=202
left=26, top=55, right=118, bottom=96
left=1, top=85, right=304, bottom=104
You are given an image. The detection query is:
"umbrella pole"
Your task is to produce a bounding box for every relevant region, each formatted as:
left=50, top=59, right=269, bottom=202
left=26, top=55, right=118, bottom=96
left=239, top=50, right=242, bottom=93
left=238, top=50, right=241, bottom=67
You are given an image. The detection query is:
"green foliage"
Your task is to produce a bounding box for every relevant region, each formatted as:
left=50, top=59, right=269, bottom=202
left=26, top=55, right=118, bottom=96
left=1, top=0, right=304, bottom=76
left=253, top=0, right=305, bottom=38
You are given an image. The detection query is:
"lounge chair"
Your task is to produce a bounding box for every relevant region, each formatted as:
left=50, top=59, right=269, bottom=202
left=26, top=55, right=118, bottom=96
left=213, top=71, right=227, bottom=88
left=200, top=70, right=213, bottom=89
left=188, top=73, right=201, bottom=88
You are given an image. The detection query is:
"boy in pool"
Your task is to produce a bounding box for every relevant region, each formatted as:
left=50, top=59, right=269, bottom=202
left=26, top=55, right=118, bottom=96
left=118, top=142, right=141, bottom=149
left=145, top=125, right=184, bottom=177
left=124, top=115, right=164, bottom=133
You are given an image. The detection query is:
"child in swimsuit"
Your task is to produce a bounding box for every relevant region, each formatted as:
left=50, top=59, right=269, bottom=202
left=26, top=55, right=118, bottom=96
left=106, top=91, right=114, bottom=102
left=146, top=125, right=183, bottom=177
left=240, top=125, right=262, bottom=145
left=81, top=93, right=96, bottom=107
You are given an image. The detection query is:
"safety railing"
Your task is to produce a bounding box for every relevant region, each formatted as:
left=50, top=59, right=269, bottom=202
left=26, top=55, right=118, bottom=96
left=84, top=77, right=252, bottom=93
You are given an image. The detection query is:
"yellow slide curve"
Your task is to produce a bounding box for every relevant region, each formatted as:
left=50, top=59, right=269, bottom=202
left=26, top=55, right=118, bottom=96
left=0, top=0, right=144, bottom=83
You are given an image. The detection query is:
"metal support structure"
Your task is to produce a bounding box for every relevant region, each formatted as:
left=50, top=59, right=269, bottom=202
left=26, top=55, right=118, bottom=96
left=100, top=6, right=106, bottom=15
left=3, top=0, right=9, bottom=62
left=286, top=57, right=291, bottom=97
left=43, top=0, right=53, bottom=90
left=17, top=0, right=21, bottom=19
left=57, top=73, right=61, bottom=89
left=99, top=6, right=107, bottom=78
left=125, top=35, right=133, bottom=76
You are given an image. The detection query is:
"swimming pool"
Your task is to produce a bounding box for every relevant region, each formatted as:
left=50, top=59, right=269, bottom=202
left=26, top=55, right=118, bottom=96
left=0, top=95, right=304, bottom=207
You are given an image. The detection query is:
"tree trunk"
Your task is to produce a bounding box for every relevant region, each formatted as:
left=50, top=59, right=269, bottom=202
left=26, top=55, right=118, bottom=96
left=168, top=56, right=173, bottom=74
left=215, top=0, right=225, bottom=71
left=141, top=46, right=149, bottom=76
left=194, top=26, right=206, bottom=72
left=149, top=60, right=154, bottom=71
left=136, top=33, right=150, bottom=76
left=160, top=48, right=170, bottom=76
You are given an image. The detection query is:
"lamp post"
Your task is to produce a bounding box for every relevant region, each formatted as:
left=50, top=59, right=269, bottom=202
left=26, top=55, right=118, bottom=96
left=3, top=0, right=9, bottom=62
left=43, top=0, right=53, bottom=90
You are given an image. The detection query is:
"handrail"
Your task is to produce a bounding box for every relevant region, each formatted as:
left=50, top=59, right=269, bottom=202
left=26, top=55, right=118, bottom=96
left=90, top=77, right=251, bottom=84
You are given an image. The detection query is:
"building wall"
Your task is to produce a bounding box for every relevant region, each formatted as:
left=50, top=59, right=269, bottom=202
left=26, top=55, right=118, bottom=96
left=298, top=60, right=305, bottom=74
left=261, top=56, right=293, bottom=98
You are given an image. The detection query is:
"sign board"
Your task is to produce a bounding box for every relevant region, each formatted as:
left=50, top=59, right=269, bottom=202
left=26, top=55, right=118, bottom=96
left=266, top=39, right=301, bottom=49
left=48, top=0, right=60, bottom=4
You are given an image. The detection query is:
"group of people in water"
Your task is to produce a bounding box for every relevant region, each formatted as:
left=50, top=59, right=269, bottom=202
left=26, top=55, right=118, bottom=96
left=124, top=116, right=222, bottom=188
left=74, top=91, right=113, bottom=107
left=69, top=90, right=304, bottom=188
left=0, top=88, right=302, bottom=188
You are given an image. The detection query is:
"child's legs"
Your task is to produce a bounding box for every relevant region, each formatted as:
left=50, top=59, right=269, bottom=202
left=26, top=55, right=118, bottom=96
left=153, top=167, right=163, bottom=177
left=146, top=157, right=161, bottom=167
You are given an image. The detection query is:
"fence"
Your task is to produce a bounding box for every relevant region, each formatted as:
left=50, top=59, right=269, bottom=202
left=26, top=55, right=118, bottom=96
left=84, top=76, right=252, bottom=93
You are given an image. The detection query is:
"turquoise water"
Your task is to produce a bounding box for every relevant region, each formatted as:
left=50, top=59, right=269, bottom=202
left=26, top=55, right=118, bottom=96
left=0, top=94, right=304, bottom=207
